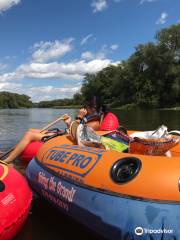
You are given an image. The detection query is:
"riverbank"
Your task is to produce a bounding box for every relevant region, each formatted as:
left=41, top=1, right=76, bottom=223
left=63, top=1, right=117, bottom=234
left=112, top=103, right=180, bottom=111
left=159, top=107, right=180, bottom=111
left=52, top=105, right=80, bottom=109
left=0, top=105, right=180, bottom=111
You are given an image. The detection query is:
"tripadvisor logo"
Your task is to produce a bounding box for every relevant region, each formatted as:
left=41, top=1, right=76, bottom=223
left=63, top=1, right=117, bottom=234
left=134, top=226, right=173, bottom=236
left=135, top=227, right=144, bottom=236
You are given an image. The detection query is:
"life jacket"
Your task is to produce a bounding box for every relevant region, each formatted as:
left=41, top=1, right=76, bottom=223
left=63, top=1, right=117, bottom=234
left=80, top=112, right=101, bottom=131
left=83, top=113, right=100, bottom=122
left=100, top=112, right=119, bottom=131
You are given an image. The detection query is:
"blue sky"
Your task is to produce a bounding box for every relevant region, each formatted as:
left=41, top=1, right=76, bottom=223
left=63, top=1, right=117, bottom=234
left=0, top=0, right=179, bottom=102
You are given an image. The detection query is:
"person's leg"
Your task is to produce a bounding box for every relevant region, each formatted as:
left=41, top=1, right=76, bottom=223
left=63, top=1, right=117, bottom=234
left=3, top=129, right=48, bottom=163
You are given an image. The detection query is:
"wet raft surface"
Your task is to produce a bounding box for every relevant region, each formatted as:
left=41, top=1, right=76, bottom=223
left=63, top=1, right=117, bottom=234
left=14, top=198, right=102, bottom=240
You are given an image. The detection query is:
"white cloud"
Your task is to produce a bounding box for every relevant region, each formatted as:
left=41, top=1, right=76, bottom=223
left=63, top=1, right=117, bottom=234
left=140, top=0, right=158, bottom=4
left=81, top=47, right=106, bottom=60
left=0, top=59, right=120, bottom=83
left=32, top=39, right=73, bottom=63
left=156, top=12, right=168, bottom=25
left=26, top=85, right=81, bottom=102
left=91, top=0, right=123, bottom=12
left=81, top=51, right=94, bottom=60
left=110, top=44, right=119, bottom=50
left=81, top=34, right=93, bottom=46
left=81, top=44, right=119, bottom=61
left=20, top=59, right=118, bottom=79
left=0, top=82, right=80, bottom=101
left=91, top=0, right=107, bottom=13
left=0, top=58, right=120, bottom=101
left=0, top=0, right=21, bottom=13
left=96, top=44, right=112, bottom=59
left=0, top=71, right=22, bottom=82
left=0, top=38, right=120, bottom=101
left=0, top=63, right=7, bottom=71
left=0, top=82, right=22, bottom=91
left=16, top=62, right=83, bottom=80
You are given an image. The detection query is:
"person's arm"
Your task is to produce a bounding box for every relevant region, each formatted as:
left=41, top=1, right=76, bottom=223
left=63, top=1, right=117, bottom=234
left=64, top=115, right=72, bottom=127
left=64, top=110, right=87, bottom=128
left=76, top=108, right=87, bottom=121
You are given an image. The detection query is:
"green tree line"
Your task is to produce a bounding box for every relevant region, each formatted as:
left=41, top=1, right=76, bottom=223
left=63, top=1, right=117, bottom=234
left=0, top=92, right=32, bottom=108
left=36, top=98, right=76, bottom=108
left=77, top=24, right=180, bottom=109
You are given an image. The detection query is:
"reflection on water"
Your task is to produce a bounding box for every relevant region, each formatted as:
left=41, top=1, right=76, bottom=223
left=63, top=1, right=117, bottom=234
left=0, top=109, right=77, bottom=149
left=0, top=108, right=180, bottom=240
left=113, top=109, right=180, bottom=131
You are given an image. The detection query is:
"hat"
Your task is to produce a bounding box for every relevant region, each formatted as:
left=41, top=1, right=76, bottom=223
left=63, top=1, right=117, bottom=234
left=69, top=121, right=79, bottom=143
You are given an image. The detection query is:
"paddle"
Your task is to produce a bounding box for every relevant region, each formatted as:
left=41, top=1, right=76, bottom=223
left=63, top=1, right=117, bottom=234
left=0, top=114, right=69, bottom=160
left=40, top=114, right=69, bottom=133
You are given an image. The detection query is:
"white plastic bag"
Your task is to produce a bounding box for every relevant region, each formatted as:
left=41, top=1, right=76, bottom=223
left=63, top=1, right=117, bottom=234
left=130, top=125, right=170, bottom=139
left=76, top=124, right=101, bottom=147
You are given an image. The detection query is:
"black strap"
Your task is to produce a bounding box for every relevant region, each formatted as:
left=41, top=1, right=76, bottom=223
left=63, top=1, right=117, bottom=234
left=41, top=130, right=66, bottom=142
left=0, top=180, right=5, bottom=192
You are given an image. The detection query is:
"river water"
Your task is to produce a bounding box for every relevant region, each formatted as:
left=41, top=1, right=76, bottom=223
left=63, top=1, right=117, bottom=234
left=0, top=108, right=179, bottom=240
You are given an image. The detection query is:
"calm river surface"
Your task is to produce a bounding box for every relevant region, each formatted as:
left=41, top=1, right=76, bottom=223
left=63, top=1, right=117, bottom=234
left=0, top=108, right=179, bottom=240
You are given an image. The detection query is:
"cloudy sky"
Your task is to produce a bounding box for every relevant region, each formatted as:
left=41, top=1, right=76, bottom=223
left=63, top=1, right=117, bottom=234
left=0, top=0, right=179, bottom=102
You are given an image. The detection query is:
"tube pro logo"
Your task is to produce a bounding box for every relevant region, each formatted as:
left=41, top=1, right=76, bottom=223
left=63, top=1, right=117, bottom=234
left=42, top=144, right=103, bottom=177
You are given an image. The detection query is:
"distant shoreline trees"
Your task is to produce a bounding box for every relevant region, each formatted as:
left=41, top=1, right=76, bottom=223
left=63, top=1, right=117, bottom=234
left=78, top=24, right=180, bottom=109
left=0, top=92, right=32, bottom=108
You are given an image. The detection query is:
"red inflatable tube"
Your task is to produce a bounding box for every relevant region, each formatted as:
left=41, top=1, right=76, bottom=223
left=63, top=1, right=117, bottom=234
left=21, top=141, right=43, bottom=162
left=100, top=112, right=119, bottom=131
left=0, top=163, right=32, bottom=240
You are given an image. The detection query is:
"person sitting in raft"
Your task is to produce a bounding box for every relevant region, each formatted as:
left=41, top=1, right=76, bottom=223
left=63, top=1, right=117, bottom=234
left=64, top=102, right=100, bottom=130
left=64, top=101, right=120, bottom=132
left=2, top=102, right=119, bottom=164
